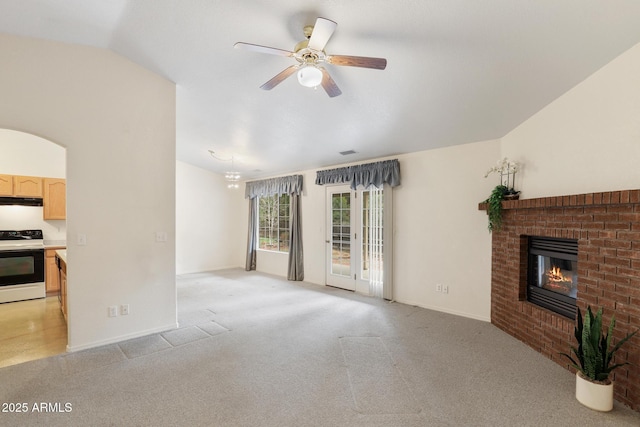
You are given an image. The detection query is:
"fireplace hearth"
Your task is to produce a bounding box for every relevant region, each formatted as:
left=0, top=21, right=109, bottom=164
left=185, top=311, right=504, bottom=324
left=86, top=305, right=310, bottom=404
left=480, top=188, right=640, bottom=411
left=527, top=236, right=577, bottom=319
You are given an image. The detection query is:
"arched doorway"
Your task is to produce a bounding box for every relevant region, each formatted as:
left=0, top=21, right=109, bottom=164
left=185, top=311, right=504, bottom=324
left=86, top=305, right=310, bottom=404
left=0, top=129, right=67, bottom=367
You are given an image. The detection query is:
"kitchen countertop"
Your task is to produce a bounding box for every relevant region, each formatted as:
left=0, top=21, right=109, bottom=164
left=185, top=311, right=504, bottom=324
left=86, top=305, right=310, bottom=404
left=55, top=249, right=66, bottom=264
left=44, top=240, right=66, bottom=249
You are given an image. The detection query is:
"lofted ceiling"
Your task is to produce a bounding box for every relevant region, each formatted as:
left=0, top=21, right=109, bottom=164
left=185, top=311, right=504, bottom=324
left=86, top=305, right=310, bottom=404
left=1, top=1, right=640, bottom=180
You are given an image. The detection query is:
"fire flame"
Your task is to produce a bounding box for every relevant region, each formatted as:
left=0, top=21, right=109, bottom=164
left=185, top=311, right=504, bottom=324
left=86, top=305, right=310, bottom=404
left=546, top=266, right=573, bottom=283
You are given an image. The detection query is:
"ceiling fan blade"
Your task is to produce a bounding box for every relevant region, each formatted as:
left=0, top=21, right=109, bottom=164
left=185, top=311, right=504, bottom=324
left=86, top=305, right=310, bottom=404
left=260, top=65, right=299, bottom=90
left=234, top=42, right=293, bottom=57
left=327, top=55, right=387, bottom=70
left=319, top=67, right=342, bottom=98
left=307, top=17, right=337, bottom=51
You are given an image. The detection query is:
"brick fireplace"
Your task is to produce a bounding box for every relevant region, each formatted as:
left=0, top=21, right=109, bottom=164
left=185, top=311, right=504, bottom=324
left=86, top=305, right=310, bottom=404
left=480, top=189, right=640, bottom=411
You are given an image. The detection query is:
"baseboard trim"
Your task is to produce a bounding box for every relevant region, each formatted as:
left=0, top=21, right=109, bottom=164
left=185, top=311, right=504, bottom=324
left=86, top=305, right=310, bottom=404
left=66, top=322, right=179, bottom=352
left=176, top=265, right=242, bottom=276
left=393, top=298, right=491, bottom=322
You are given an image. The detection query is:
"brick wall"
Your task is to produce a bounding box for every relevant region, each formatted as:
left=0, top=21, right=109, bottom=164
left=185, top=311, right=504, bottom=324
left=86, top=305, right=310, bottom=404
left=480, top=189, right=640, bottom=410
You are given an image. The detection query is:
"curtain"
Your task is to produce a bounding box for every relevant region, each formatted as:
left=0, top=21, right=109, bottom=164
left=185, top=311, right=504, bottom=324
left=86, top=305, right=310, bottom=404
left=245, top=197, right=257, bottom=271
left=245, top=175, right=303, bottom=199
left=287, top=194, right=304, bottom=281
left=382, top=184, right=394, bottom=301
left=368, top=187, right=383, bottom=298
left=245, top=174, right=304, bottom=281
left=315, top=159, right=401, bottom=190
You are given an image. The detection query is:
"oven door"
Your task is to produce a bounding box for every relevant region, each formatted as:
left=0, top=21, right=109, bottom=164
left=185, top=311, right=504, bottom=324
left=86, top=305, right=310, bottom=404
left=0, top=249, right=45, bottom=286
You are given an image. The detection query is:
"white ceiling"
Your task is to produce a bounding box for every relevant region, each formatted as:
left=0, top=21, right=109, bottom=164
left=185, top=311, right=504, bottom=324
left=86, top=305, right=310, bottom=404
left=2, top=1, right=640, bottom=179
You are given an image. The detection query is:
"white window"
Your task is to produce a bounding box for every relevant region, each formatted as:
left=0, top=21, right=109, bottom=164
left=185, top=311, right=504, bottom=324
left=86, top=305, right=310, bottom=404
left=258, top=194, right=290, bottom=252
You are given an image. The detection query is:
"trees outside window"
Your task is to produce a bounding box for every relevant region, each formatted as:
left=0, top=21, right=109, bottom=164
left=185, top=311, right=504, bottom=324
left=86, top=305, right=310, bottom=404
left=258, top=194, right=290, bottom=252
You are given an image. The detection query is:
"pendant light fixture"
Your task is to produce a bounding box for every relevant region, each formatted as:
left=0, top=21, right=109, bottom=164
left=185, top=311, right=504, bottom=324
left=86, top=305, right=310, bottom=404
left=224, top=158, right=241, bottom=189
left=208, top=150, right=242, bottom=189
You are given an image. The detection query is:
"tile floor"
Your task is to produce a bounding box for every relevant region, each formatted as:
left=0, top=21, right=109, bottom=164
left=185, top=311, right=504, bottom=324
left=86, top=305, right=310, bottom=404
left=0, top=296, right=67, bottom=368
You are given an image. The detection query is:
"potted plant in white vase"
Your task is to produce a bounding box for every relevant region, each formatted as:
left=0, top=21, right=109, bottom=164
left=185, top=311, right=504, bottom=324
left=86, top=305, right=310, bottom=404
left=560, top=306, right=638, bottom=411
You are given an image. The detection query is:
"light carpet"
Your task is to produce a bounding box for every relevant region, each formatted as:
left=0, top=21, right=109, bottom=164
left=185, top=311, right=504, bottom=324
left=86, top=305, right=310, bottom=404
left=1, top=268, right=639, bottom=426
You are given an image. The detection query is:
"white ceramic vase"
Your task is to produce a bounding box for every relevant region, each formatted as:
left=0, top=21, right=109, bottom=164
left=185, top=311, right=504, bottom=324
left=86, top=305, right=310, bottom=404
left=575, top=372, right=613, bottom=412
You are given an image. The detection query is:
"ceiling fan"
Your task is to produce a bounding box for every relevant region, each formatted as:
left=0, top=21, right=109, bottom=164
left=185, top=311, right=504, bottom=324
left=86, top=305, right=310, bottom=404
left=234, top=17, right=387, bottom=97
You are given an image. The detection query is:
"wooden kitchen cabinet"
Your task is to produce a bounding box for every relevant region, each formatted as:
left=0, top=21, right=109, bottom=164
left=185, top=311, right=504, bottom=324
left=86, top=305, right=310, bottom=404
left=58, top=256, right=67, bottom=321
left=43, top=178, right=66, bottom=220
left=45, top=248, right=64, bottom=295
left=0, top=174, right=12, bottom=195
left=0, top=174, right=43, bottom=197
left=13, top=175, right=43, bottom=197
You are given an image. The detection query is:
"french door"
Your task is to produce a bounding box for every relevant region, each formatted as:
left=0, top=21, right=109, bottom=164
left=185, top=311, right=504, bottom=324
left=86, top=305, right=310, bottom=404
left=326, top=185, right=388, bottom=296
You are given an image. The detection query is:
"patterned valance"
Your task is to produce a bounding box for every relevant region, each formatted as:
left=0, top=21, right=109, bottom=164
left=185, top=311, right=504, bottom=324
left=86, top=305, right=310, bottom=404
left=245, top=174, right=303, bottom=199
left=315, top=159, right=401, bottom=190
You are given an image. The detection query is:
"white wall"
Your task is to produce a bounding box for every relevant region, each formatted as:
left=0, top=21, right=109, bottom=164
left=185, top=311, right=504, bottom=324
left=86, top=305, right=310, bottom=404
left=0, top=205, right=66, bottom=241
left=254, top=250, right=289, bottom=277
left=0, top=33, right=177, bottom=351
left=0, top=130, right=67, bottom=241
left=502, top=41, right=640, bottom=198
left=250, top=141, right=500, bottom=322
left=299, top=170, right=328, bottom=285
left=176, top=161, right=244, bottom=274
left=0, top=129, right=66, bottom=177
left=392, top=141, right=499, bottom=320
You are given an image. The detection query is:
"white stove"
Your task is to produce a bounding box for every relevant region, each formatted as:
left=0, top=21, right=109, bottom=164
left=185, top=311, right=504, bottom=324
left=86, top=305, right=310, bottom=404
left=0, top=230, right=46, bottom=303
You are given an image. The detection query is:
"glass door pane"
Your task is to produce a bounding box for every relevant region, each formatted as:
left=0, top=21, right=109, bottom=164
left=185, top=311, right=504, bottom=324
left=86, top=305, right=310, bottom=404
left=361, top=188, right=383, bottom=297
left=331, top=192, right=351, bottom=277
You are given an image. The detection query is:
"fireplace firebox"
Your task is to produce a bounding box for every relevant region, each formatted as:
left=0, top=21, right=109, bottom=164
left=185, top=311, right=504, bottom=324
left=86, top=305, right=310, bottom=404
left=527, top=237, right=578, bottom=319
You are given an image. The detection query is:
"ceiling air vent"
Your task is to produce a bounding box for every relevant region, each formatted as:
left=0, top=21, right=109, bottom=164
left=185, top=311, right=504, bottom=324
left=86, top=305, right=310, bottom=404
left=339, top=150, right=357, bottom=156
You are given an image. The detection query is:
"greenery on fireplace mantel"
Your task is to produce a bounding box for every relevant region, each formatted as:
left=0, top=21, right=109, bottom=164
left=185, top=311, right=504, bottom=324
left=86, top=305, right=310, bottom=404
left=483, top=157, right=521, bottom=232
left=485, top=185, right=508, bottom=232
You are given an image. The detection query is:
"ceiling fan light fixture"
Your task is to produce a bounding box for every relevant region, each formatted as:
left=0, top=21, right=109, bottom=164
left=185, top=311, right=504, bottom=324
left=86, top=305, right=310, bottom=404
left=297, top=65, right=323, bottom=88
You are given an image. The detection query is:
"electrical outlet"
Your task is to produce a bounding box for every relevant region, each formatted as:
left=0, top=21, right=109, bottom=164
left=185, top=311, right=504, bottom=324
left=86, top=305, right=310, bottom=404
left=108, top=305, right=118, bottom=317
left=436, top=284, right=442, bottom=292
left=77, top=233, right=87, bottom=246
left=155, top=231, right=167, bottom=242
left=120, top=304, right=130, bottom=316
left=443, top=285, right=449, bottom=294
